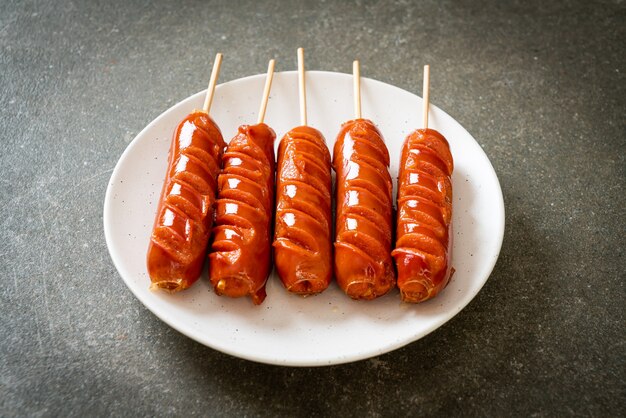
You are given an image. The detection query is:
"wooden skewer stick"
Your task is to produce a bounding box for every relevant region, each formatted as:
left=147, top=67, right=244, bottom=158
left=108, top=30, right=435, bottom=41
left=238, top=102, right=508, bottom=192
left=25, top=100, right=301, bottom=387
left=298, top=48, right=307, bottom=126
left=257, top=59, right=276, bottom=124
left=202, top=53, right=223, bottom=114
left=422, top=64, right=430, bottom=129
left=353, top=60, right=362, bottom=119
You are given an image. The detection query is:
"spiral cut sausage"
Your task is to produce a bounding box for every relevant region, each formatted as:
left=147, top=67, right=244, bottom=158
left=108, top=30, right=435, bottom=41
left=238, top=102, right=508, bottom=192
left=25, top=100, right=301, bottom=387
left=333, top=119, right=396, bottom=299
left=392, top=128, right=454, bottom=303
left=209, top=123, right=276, bottom=305
left=273, top=126, right=332, bottom=295
left=147, top=111, right=225, bottom=291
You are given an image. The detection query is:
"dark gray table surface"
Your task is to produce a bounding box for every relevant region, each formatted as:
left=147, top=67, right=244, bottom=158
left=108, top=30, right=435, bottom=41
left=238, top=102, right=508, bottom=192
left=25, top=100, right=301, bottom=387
left=1, top=0, right=624, bottom=416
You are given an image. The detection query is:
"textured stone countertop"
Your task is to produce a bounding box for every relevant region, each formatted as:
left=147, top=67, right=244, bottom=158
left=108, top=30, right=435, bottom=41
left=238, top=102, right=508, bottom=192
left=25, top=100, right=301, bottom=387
left=1, top=0, right=624, bottom=416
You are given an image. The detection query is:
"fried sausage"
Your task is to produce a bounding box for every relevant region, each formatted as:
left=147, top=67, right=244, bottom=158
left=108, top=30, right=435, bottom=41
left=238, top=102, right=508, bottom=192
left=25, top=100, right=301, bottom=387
left=147, top=111, right=225, bottom=291
left=333, top=118, right=396, bottom=299
left=209, top=123, right=276, bottom=305
left=273, top=126, right=332, bottom=295
left=392, top=128, right=454, bottom=303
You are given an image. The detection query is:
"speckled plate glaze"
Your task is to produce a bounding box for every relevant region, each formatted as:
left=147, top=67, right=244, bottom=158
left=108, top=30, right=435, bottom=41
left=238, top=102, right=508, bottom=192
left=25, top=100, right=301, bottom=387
left=103, top=71, right=504, bottom=366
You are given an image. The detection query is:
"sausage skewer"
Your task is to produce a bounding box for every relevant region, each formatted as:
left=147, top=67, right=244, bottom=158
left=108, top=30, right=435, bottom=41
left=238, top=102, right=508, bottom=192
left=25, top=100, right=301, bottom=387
left=147, top=53, right=226, bottom=292
left=422, top=64, right=430, bottom=129
left=353, top=60, right=362, bottom=119
left=273, top=48, right=333, bottom=295
left=332, top=60, right=396, bottom=300
left=297, top=47, right=308, bottom=126
left=209, top=60, right=277, bottom=305
left=392, top=65, right=454, bottom=303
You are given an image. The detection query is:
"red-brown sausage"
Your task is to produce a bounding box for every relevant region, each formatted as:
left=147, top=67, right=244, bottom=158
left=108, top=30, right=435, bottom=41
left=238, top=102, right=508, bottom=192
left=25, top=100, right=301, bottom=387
left=209, top=123, right=276, bottom=305
left=147, top=111, right=225, bottom=291
left=273, top=126, right=332, bottom=295
left=392, top=128, right=454, bottom=303
left=333, top=119, right=396, bottom=299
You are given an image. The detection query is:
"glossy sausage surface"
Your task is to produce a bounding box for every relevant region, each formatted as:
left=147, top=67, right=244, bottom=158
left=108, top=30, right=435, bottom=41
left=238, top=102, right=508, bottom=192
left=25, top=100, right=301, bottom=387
left=333, top=118, right=396, bottom=299
left=209, top=123, right=276, bottom=305
left=392, top=128, right=454, bottom=303
left=147, top=111, right=225, bottom=291
left=273, top=126, right=332, bottom=295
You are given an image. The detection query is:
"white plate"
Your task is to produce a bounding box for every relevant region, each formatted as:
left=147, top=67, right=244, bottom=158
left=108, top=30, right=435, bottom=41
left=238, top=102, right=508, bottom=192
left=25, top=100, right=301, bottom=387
left=103, top=71, right=504, bottom=366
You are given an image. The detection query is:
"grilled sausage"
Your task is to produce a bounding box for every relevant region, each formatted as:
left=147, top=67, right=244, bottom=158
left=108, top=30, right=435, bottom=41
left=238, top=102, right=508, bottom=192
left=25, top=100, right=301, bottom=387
left=392, top=128, right=454, bottom=303
left=209, top=123, right=276, bottom=305
left=273, top=126, right=332, bottom=295
left=147, top=111, right=225, bottom=291
left=333, top=118, right=396, bottom=299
